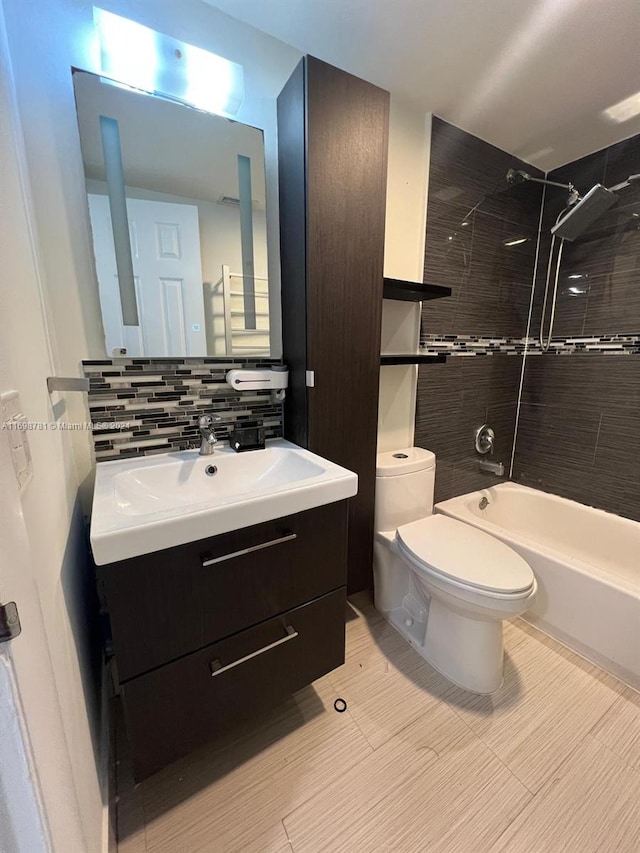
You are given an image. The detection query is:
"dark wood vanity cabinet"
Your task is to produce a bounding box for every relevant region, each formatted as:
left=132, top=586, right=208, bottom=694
left=99, top=500, right=348, bottom=780
left=277, top=57, right=390, bottom=595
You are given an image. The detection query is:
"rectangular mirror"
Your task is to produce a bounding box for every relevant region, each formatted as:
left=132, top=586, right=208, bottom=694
left=73, top=70, right=271, bottom=358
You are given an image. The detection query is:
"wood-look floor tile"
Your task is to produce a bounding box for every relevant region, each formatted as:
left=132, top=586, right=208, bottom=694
left=284, top=702, right=531, bottom=853
left=440, top=618, right=620, bottom=792
left=329, top=600, right=457, bottom=750
left=226, top=822, right=291, bottom=853
left=592, top=685, right=640, bottom=772
left=114, top=594, right=637, bottom=853
left=140, top=678, right=372, bottom=853
left=491, top=736, right=640, bottom=853
left=343, top=594, right=399, bottom=663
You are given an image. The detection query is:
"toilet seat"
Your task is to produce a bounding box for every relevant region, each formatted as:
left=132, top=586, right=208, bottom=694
left=396, top=514, right=535, bottom=598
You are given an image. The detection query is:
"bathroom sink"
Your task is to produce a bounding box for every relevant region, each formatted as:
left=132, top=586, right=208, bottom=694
left=113, top=447, right=326, bottom=516
left=90, top=439, right=358, bottom=564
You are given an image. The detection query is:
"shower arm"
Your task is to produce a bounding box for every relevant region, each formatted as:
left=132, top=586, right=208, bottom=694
left=521, top=175, right=577, bottom=192
left=509, top=168, right=640, bottom=196
left=506, top=169, right=578, bottom=194
left=608, top=174, right=640, bottom=193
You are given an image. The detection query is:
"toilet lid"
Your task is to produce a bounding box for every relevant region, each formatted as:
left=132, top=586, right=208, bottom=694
left=396, top=515, right=534, bottom=594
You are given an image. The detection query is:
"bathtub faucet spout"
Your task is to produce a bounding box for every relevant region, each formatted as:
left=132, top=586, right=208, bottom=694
left=478, top=459, right=504, bottom=476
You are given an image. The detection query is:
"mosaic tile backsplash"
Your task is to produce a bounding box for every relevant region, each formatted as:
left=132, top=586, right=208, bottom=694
left=82, top=358, right=284, bottom=461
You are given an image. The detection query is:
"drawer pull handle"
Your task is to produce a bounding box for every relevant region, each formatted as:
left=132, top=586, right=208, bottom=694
left=201, top=532, right=297, bottom=566
left=209, top=625, right=298, bottom=677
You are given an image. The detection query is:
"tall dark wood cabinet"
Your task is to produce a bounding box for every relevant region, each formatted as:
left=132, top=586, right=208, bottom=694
left=277, top=56, right=390, bottom=593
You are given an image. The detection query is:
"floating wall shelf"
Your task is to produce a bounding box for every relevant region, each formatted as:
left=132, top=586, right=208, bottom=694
left=383, top=278, right=452, bottom=302
left=380, top=354, right=447, bottom=366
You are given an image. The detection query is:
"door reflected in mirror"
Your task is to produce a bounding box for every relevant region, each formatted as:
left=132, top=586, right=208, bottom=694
left=73, top=70, right=270, bottom=358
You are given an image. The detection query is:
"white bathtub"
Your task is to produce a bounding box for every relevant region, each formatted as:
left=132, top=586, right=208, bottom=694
left=436, top=482, right=640, bottom=690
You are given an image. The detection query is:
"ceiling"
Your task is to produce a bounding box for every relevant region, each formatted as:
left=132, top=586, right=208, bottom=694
left=205, top=0, right=640, bottom=171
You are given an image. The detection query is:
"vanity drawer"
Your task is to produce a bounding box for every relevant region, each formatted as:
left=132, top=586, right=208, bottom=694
left=101, top=500, right=348, bottom=681
left=121, top=587, right=346, bottom=780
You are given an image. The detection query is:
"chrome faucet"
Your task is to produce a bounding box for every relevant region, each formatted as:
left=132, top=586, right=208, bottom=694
left=478, top=458, right=504, bottom=476
left=198, top=414, right=222, bottom=456
left=475, top=424, right=503, bottom=475
left=475, top=424, right=495, bottom=455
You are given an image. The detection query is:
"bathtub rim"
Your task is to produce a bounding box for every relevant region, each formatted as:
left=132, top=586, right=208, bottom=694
left=436, top=482, right=640, bottom=601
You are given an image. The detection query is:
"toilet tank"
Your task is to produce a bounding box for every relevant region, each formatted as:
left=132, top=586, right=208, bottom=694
left=375, top=447, right=436, bottom=532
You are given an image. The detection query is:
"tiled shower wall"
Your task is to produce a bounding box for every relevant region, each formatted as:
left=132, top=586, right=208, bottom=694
left=513, top=355, right=639, bottom=520
left=416, top=118, right=639, bottom=520
left=415, top=117, right=543, bottom=503
left=512, top=133, right=640, bottom=521
left=82, top=357, right=283, bottom=461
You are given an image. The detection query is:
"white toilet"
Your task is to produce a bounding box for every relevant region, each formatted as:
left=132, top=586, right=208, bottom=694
left=373, top=447, right=536, bottom=693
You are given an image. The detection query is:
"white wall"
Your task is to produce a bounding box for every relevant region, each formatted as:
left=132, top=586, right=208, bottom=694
left=0, top=27, right=435, bottom=853
left=4, top=0, right=431, bottom=464
left=2, top=2, right=298, bottom=849
left=1, top=3, right=432, bottom=844
left=2, top=0, right=301, bottom=492
left=1, top=5, right=104, bottom=849
left=378, top=104, right=432, bottom=452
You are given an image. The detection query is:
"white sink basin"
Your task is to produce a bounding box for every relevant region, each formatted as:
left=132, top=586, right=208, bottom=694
left=113, top=447, right=326, bottom=516
left=90, top=439, right=358, bottom=565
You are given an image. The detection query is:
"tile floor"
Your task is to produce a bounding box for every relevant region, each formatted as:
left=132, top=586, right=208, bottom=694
left=114, top=593, right=640, bottom=853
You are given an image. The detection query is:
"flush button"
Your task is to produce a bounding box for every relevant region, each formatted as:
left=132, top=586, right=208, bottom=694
left=393, top=453, right=409, bottom=459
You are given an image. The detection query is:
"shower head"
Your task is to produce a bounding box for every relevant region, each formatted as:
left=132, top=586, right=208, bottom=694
left=551, top=184, right=618, bottom=241
left=507, top=166, right=621, bottom=240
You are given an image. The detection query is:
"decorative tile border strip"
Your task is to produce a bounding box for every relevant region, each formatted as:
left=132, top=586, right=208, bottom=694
left=419, top=335, right=527, bottom=356
left=532, top=334, right=640, bottom=355
left=82, top=357, right=284, bottom=461
left=419, top=334, right=640, bottom=357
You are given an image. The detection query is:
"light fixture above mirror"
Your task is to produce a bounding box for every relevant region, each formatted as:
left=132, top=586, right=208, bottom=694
left=93, top=8, right=244, bottom=117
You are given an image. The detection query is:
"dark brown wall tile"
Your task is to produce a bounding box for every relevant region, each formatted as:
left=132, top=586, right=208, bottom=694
left=537, top=135, right=640, bottom=339
left=415, top=356, right=522, bottom=503
left=583, top=268, right=640, bottom=335
left=418, top=119, right=639, bottom=519
left=603, top=134, right=640, bottom=188
left=423, top=120, right=541, bottom=340
left=543, top=148, right=607, bottom=227
left=520, top=133, right=639, bottom=521
left=514, top=355, right=640, bottom=522
left=418, top=118, right=539, bottom=502
left=428, top=117, right=544, bottom=228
